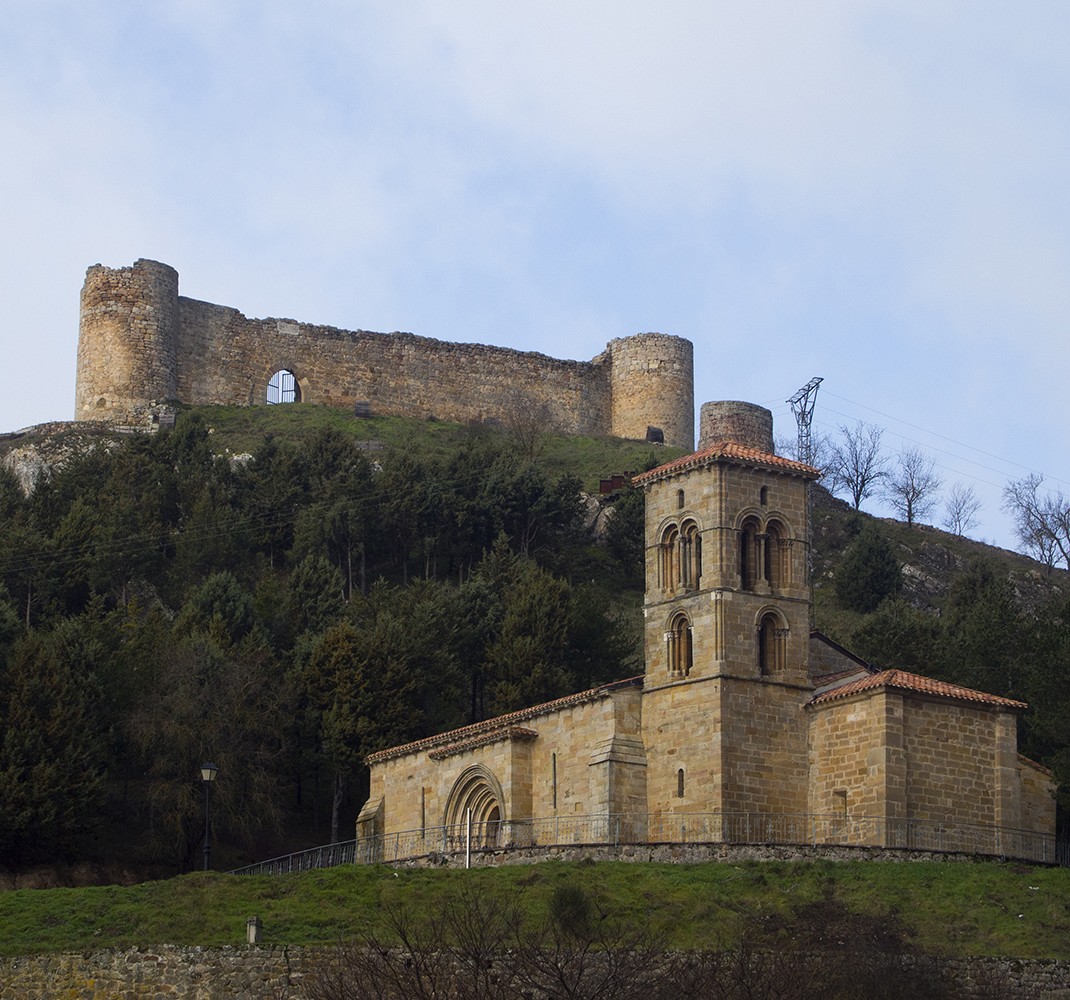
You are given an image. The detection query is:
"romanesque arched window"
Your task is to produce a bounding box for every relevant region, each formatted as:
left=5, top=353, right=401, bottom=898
left=681, top=520, right=702, bottom=590
left=667, top=612, right=693, bottom=677
left=740, top=516, right=761, bottom=590
left=765, top=519, right=786, bottom=591
left=267, top=369, right=300, bottom=404
left=757, top=611, right=787, bottom=676
left=660, top=524, right=680, bottom=591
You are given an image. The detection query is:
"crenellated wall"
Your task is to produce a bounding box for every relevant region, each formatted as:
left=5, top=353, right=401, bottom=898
left=76, top=260, right=695, bottom=448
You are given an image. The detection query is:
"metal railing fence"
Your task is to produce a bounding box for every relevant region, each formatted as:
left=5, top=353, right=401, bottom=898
left=230, top=810, right=1059, bottom=875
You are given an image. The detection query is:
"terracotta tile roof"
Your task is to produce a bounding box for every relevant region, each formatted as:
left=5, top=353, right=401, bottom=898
left=809, top=668, right=1028, bottom=711
left=365, top=676, right=644, bottom=764
left=811, top=668, right=873, bottom=695
left=633, top=441, right=820, bottom=486
left=428, top=726, right=538, bottom=761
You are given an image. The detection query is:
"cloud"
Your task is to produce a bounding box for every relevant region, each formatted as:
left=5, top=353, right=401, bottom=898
left=1, top=1, right=1068, bottom=547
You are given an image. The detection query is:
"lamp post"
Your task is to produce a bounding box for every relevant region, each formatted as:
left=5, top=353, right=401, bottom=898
left=200, top=762, right=218, bottom=871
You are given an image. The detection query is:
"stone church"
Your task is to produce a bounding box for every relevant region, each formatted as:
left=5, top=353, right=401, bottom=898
left=357, top=401, right=1056, bottom=861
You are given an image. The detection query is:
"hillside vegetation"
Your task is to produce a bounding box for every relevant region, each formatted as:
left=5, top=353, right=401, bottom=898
left=2, top=861, right=1069, bottom=960
left=0, top=403, right=1067, bottom=881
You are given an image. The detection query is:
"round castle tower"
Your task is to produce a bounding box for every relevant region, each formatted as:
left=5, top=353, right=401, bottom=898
left=607, top=333, right=694, bottom=450
left=698, top=400, right=775, bottom=453
left=76, top=259, right=179, bottom=425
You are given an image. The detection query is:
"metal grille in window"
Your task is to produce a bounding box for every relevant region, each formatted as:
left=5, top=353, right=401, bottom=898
left=267, top=370, right=298, bottom=404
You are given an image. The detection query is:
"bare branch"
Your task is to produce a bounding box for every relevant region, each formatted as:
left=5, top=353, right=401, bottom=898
left=826, top=423, right=888, bottom=510
left=943, top=483, right=982, bottom=537
left=501, top=392, right=555, bottom=462
left=1002, top=474, right=1070, bottom=570
left=884, top=445, right=941, bottom=526
left=775, top=431, right=834, bottom=474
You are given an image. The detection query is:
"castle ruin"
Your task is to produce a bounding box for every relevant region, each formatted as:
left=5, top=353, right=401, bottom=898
left=75, top=259, right=695, bottom=447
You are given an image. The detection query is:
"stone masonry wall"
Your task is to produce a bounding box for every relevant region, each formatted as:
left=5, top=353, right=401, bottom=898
left=903, top=695, right=999, bottom=828
left=808, top=694, right=889, bottom=822
left=367, top=688, right=634, bottom=838
left=1021, top=756, right=1058, bottom=837
left=0, top=944, right=321, bottom=1000
left=698, top=400, right=775, bottom=453
left=76, top=260, right=179, bottom=426
left=76, top=260, right=695, bottom=448
left=2, top=943, right=1067, bottom=1000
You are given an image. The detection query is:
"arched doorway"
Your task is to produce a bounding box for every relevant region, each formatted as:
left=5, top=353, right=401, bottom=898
left=444, top=765, right=505, bottom=848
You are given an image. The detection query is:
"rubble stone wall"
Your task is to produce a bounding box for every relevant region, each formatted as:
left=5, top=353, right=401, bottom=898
left=3, top=933, right=1067, bottom=1000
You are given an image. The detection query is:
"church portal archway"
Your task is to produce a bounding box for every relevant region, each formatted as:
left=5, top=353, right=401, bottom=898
left=444, top=765, right=505, bottom=848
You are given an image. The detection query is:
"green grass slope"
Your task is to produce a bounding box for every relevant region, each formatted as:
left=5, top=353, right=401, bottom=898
left=2, top=861, right=1068, bottom=959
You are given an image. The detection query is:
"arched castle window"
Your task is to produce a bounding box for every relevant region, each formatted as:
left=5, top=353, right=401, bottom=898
left=660, top=524, right=680, bottom=591
left=681, top=520, right=702, bottom=590
left=677, top=769, right=685, bottom=798
left=740, top=516, right=761, bottom=591
left=757, top=611, right=787, bottom=676
left=666, top=612, right=693, bottom=677
left=267, top=369, right=300, bottom=404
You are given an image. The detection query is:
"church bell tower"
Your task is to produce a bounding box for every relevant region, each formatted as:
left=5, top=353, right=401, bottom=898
left=634, top=401, right=820, bottom=819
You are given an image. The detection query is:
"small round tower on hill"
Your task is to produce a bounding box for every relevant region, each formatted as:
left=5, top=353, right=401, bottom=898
left=76, top=259, right=179, bottom=425
left=698, top=400, right=774, bottom=453
left=608, top=334, right=694, bottom=450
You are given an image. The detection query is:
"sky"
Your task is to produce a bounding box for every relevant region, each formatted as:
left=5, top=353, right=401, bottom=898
left=2, top=1, right=1068, bottom=552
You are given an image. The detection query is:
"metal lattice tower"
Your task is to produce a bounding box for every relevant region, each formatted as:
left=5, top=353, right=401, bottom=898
left=787, top=377, right=823, bottom=466
left=788, top=376, right=823, bottom=630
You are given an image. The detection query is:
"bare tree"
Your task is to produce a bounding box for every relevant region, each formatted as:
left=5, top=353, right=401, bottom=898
left=775, top=431, right=834, bottom=473
left=827, top=422, right=888, bottom=510
left=501, top=391, right=555, bottom=462
left=302, top=880, right=950, bottom=1000
left=943, top=483, right=982, bottom=537
left=884, top=445, right=941, bottom=526
left=1002, top=473, right=1070, bottom=570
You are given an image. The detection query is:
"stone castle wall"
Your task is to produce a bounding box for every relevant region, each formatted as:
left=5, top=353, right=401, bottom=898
left=76, top=260, right=179, bottom=428
left=76, top=259, right=695, bottom=448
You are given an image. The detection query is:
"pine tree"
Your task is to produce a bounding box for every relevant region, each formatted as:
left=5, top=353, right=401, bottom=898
left=834, top=523, right=901, bottom=613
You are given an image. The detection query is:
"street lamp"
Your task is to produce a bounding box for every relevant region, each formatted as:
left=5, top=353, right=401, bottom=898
left=200, top=762, right=218, bottom=871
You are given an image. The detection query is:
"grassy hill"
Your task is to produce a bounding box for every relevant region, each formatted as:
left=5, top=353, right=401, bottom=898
left=2, top=860, right=1069, bottom=959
